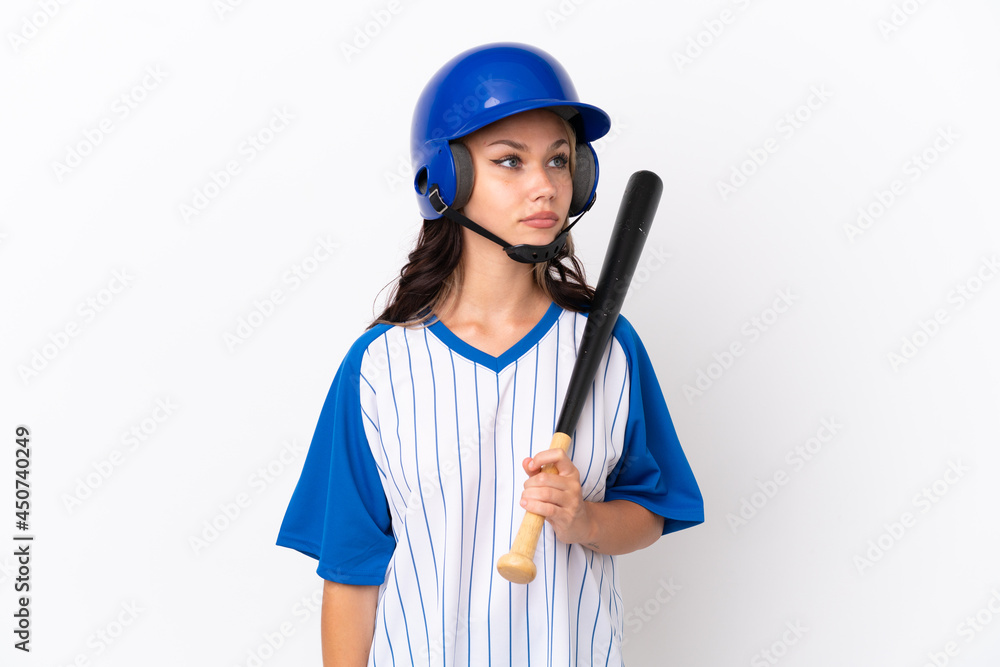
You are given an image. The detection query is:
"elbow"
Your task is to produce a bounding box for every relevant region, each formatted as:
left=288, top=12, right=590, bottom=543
left=641, top=511, right=665, bottom=550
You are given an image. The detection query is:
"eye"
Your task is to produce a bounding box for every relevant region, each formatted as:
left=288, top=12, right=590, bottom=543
left=549, top=152, right=570, bottom=169
left=492, top=154, right=521, bottom=169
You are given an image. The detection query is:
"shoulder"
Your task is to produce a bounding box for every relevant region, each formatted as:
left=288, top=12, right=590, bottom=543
left=323, top=323, right=401, bottom=395
left=611, top=312, right=642, bottom=346
left=339, top=322, right=399, bottom=368
left=577, top=306, right=646, bottom=357
left=335, top=320, right=438, bottom=391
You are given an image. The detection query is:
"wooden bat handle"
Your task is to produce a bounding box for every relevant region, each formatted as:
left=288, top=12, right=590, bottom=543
left=496, top=431, right=573, bottom=584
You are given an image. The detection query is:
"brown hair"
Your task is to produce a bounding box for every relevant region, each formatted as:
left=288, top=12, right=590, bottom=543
left=368, top=113, right=594, bottom=329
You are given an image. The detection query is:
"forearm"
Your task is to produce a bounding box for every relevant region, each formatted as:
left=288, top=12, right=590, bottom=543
left=581, top=499, right=664, bottom=555
left=321, top=580, right=379, bottom=667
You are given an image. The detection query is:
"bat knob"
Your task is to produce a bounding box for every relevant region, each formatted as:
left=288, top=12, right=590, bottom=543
left=496, top=552, right=537, bottom=584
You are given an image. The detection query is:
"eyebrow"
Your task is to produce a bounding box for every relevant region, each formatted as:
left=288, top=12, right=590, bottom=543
left=485, top=138, right=568, bottom=152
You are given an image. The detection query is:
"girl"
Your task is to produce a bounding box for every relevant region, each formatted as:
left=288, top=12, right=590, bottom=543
left=277, top=42, right=703, bottom=666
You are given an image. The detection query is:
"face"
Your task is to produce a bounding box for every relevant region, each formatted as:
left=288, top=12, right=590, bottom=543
left=458, top=109, right=574, bottom=251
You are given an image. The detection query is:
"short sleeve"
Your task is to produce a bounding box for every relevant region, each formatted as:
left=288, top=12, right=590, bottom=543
left=604, top=316, right=704, bottom=535
left=276, top=328, right=395, bottom=584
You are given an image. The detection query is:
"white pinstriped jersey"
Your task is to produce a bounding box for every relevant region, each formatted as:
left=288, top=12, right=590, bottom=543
left=277, top=301, right=703, bottom=666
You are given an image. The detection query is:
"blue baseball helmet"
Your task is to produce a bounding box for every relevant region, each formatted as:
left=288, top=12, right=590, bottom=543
left=411, top=42, right=612, bottom=221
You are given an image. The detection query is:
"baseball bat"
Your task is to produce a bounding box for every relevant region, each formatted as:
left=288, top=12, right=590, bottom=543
left=496, top=170, right=663, bottom=584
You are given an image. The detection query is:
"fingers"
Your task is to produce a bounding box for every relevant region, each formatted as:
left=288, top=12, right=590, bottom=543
left=519, top=481, right=593, bottom=546
left=522, top=470, right=575, bottom=494
left=520, top=482, right=572, bottom=507
left=523, top=449, right=579, bottom=479
left=519, top=485, right=582, bottom=520
left=520, top=450, right=583, bottom=526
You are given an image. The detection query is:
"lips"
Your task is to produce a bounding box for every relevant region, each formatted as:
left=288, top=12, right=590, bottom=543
left=520, top=212, right=559, bottom=229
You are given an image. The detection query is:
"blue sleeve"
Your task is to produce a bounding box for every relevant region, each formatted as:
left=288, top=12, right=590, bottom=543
left=276, top=329, right=396, bottom=584
left=604, top=316, right=705, bottom=535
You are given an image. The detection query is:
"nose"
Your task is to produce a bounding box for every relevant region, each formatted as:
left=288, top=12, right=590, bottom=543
left=526, top=162, right=557, bottom=200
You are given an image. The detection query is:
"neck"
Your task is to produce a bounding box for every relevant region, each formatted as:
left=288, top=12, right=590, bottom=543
left=436, top=230, right=550, bottom=325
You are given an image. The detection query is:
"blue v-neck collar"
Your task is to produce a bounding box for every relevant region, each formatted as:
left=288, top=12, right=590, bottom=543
left=428, top=301, right=562, bottom=373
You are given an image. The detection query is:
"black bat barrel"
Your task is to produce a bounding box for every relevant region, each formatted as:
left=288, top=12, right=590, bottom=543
left=555, top=170, right=663, bottom=436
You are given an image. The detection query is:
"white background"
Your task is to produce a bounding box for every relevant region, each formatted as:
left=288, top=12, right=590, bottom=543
left=3, top=0, right=999, bottom=665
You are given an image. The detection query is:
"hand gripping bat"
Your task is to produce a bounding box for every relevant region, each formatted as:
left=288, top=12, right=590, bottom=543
left=496, top=170, right=664, bottom=584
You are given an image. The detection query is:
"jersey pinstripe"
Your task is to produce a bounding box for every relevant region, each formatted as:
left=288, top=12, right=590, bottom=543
left=277, top=301, right=703, bottom=666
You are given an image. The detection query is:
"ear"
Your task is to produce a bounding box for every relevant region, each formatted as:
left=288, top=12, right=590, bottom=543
left=450, top=142, right=474, bottom=210
left=569, top=142, right=596, bottom=216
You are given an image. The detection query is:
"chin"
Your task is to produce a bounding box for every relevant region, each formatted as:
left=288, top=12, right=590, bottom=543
left=517, top=228, right=562, bottom=247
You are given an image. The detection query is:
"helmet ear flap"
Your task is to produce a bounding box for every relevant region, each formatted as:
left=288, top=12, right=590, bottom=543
left=569, top=142, right=596, bottom=216
left=450, top=142, right=474, bottom=210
